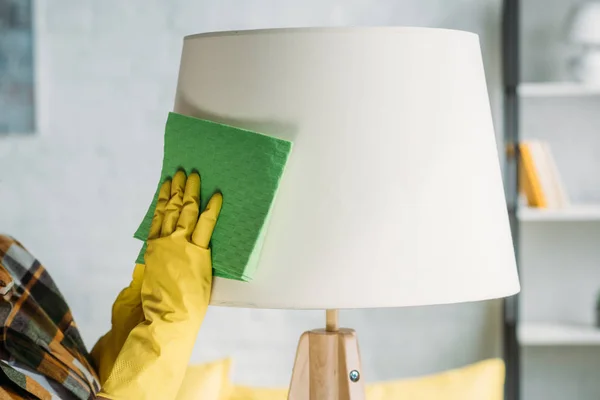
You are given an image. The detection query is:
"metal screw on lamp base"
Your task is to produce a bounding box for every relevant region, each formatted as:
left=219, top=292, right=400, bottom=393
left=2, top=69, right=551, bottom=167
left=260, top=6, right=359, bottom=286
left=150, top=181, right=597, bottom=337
left=288, top=310, right=366, bottom=400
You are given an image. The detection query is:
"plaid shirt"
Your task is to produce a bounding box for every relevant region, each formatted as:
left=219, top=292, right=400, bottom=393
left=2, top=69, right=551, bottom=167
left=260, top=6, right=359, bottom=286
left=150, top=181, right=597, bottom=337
left=0, top=235, right=100, bottom=399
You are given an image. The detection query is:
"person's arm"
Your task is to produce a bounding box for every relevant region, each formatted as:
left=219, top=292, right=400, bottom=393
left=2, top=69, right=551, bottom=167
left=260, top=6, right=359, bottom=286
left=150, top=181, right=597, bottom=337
left=98, top=171, right=222, bottom=399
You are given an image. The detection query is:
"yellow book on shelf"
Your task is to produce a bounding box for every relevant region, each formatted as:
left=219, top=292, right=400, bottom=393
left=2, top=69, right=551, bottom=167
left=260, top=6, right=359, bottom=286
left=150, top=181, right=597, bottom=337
left=519, top=142, right=547, bottom=208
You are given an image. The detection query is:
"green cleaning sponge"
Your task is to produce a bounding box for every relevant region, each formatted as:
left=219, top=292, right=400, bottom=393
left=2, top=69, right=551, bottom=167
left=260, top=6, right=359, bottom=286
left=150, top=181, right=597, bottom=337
left=134, top=112, right=292, bottom=281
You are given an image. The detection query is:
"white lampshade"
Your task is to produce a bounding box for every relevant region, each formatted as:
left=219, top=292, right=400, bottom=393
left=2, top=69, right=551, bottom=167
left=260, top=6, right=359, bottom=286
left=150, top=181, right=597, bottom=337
left=569, top=1, right=600, bottom=45
left=174, top=27, right=519, bottom=309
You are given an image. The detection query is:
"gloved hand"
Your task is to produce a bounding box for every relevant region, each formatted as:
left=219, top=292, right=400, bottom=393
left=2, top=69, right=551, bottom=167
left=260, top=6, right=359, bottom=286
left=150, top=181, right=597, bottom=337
left=97, top=170, right=222, bottom=400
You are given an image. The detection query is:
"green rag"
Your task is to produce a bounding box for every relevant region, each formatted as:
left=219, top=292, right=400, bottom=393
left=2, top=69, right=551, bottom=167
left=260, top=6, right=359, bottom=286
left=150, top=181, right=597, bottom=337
left=134, top=112, right=292, bottom=281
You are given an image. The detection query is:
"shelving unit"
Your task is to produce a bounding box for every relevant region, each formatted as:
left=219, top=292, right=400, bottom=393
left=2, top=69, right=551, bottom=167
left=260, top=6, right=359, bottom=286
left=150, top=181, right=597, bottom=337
left=518, top=205, right=600, bottom=222
left=503, top=1, right=600, bottom=399
left=519, top=82, right=600, bottom=98
left=519, top=322, right=600, bottom=346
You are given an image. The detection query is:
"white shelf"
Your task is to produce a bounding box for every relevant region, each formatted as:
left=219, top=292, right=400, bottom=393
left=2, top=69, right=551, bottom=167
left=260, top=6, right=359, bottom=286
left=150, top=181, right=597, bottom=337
left=519, top=82, right=600, bottom=97
left=519, top=322, right=600, bottom=346
left=518, top=205, right=600, bottom=222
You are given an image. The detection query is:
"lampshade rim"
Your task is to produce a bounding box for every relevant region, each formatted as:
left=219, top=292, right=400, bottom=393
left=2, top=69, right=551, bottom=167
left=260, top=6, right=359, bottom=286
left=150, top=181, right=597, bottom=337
left=208, top=282, right=521, bottom=310
left=184, top=26, right=479, bottom=41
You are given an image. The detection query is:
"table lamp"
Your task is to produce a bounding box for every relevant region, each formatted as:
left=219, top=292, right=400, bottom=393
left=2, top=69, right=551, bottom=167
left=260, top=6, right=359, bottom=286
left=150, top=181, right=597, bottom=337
left=174, top=27, right=519, bottom=400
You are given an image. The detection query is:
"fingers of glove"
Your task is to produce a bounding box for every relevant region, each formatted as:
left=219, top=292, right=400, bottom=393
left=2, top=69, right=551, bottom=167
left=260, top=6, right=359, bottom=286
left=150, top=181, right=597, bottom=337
left=148, top=180, right=171, bottom=240
left=192, top=192, right=223, bottom=249
left=176, top=172, right=201, bottom=238
left=162, top=170, right=186, bottom=237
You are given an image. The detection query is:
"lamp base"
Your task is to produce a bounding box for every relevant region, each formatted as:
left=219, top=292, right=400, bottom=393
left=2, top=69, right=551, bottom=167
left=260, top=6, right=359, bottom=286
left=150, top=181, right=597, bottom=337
left=288, top=311, right=365, bottom=400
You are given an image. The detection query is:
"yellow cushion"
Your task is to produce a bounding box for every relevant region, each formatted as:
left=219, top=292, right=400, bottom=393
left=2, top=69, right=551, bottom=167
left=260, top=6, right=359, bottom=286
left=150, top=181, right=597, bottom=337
left=175, top=358, right=232, bottom=400
left=227, top=358, right=504, bottom=400
left=365, top=359, right=504, bottom=400
left=228, top=385, right=288, bottom=400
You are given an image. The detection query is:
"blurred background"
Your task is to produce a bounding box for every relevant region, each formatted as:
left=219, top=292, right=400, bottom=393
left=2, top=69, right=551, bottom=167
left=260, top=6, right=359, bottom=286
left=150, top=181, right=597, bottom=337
left=0, top=0, right=599, bottom=399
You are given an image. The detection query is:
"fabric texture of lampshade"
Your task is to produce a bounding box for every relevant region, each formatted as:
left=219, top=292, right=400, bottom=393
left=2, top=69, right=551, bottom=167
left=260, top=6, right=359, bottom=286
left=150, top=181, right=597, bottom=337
left=173, top=27, right=519, bottom=309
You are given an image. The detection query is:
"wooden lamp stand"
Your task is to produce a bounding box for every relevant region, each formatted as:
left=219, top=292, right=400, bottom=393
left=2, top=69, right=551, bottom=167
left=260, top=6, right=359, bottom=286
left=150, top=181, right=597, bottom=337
left=288, top=310, right=366, bottom=400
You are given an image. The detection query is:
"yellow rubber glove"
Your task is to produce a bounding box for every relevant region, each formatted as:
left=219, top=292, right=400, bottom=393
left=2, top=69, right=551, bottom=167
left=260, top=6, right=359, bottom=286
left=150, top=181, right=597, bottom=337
left=91, top=263, right=145, bottom=385
left=98, top=170, right=222, bottom=400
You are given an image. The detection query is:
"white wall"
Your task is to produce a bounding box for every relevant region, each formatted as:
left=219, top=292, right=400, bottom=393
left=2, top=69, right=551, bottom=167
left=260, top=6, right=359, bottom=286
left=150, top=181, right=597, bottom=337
left=0, top=0, right=505, bottom=387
